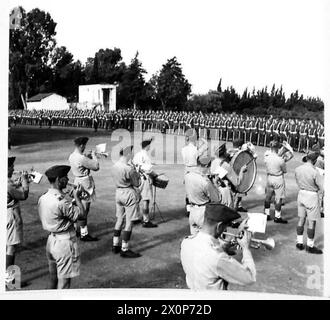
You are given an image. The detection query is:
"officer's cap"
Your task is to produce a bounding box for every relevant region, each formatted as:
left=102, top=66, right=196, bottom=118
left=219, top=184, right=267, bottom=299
left=197, top=155, right=212, bottom=167
left=141, top=139, right=153, bottom=149
left=233, top=138, right=244, bottom=149
left=45, top=165, right=71, bottom=179
left=269, top=140, right=281, bottom=148
left=214, top=143, right=227, bottom=157
left=8, top=156, right=16, bottom=167
left=74, top=136, right=89, bottom=146
left=302, top=151, right=319, bottom=163
left=120, top=145, right=134, bottom=157
left=204, top=202, right=241, bottom=224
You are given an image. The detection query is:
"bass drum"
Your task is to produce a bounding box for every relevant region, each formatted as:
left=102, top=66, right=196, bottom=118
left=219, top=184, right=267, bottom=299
left=230, top=149, right=257, bottom=193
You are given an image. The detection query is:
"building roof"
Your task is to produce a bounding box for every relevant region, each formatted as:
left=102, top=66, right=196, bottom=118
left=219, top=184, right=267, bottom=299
left=27, top=93, right=55, bottom=102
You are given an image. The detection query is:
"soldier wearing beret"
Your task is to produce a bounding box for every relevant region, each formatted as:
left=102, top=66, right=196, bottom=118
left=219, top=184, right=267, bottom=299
left=68, top=137, right=100, bottom=241
left=263, top=140, right=288, bottom=223
left=180, top=203, right=256, bottom=290
left=295, top=152, right=324, bottom=254
left=133, top=139, right=158, bottom=228
left=6, top=157, right=29, bottom=286
left=112, top=146, right=142, bottom=258
left=38, top=165, right=86, bottom=289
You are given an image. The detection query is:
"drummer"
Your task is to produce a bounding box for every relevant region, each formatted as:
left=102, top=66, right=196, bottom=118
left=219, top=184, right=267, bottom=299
left=210, top=143, right=247, bottom=210
left=133, top=139, right=158, bottom=228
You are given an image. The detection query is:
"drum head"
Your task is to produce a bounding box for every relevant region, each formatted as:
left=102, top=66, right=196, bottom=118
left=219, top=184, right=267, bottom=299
left=231, top=150, right=257, bottom=193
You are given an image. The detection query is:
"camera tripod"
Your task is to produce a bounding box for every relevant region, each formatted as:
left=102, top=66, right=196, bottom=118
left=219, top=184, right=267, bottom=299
left=150, top=185, right=165, bottom=222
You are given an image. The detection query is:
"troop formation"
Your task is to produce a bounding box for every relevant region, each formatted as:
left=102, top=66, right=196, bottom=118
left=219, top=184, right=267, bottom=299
left=9, top=108, right=324, bottom=152
left=6, top=115, right=325, bottom=291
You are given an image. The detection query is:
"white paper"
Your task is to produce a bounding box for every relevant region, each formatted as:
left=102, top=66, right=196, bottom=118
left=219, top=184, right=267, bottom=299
left=247, top=213, right=267, bottom=233
left=95, top=143, right=106, bottom=153
left=31, top=171, right=43, bottom=184
left=214, top=166, right=228, bottom=179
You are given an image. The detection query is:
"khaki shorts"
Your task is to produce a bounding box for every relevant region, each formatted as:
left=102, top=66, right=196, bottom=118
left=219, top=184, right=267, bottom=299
left=74, top=175, right=96, bottom=202
left=297, top=190, right=320, bottom=221
left=46, top=232, right=80, bottom=279
left=7, top=206, right=23, bottom=246
left=139, top=177, right=153, bottom=201
left=189, top=205, right=206, bottom=235
left=116, top=188, right=140, bottom=222
left=266, top=175, right=285, bottom=201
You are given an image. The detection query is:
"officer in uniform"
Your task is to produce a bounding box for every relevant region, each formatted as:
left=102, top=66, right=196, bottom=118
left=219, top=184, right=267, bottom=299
left=295, top=152, right=323, bottom=254
left=263, top=140, right=288, bottom=223
left=68, top=137, right=100, bottom=241
left=6, top=157, right=29, bottom=286
left=133, top=139, right=158, bottom=228
left=38, top=165, right=86, bottom=289
left=112, top=145, right=142, bottom=258
left=180, top=202, right=256, bottom=290
left=184, top=156, right=219, bottom=235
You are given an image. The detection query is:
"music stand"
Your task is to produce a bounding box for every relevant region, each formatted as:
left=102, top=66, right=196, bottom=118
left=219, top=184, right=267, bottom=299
left=150, top=185, right=165, bottom=222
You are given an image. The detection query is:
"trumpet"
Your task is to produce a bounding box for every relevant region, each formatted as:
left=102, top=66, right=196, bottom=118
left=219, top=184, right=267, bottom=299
left=13, top=170, right=39, bottom=184
left=65, top=182, right=90, bottom=201
left=278, top=141, right=294, bottom=162
left=85, top=150, right=109, bottom=159
left=222, top=231, right=275, bottom=250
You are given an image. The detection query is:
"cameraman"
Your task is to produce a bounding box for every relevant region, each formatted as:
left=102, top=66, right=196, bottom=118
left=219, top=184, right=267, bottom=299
left=180, top=202, right=256, bottom=290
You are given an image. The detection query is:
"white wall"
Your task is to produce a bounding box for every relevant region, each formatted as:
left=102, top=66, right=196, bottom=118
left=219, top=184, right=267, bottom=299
left=27, top=94, right=68, bottom=110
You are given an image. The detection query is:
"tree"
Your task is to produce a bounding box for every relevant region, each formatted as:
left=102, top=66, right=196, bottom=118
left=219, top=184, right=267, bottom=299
left=155, top=57, right=191, bottom=110
left=9, top=7, right=57, bottom=108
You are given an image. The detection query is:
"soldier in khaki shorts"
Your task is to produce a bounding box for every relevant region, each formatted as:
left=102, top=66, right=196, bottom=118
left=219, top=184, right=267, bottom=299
left=295, top=152, right=323, bottom=254
left=38, top=165, right=86, bottom=289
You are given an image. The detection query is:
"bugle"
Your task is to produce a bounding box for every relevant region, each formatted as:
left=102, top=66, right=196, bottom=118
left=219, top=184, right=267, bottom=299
left=13, top=169, right=42, bottom=184
left=85, top=150, right=109, bottom=159
left=222, top=231, right=275, bottom=250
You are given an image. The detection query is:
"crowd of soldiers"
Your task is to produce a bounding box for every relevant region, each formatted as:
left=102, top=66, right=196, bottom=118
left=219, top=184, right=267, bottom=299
left=8, top=108, right=324, bottom=152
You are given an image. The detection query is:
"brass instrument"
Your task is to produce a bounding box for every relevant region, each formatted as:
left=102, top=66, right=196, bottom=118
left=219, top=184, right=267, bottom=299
left=85, top=150, right=109, bottom=159
left=278, top=141, right=294, bottom=162
left=65, top=182, right=90, bottom=201
left=13, top=169, right=42, bottom=184
left=222, top=231, right=275, bottom=250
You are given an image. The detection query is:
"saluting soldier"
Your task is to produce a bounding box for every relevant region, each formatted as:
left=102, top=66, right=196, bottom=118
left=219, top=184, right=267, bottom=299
left=38, top=165, right=86, bottom=289
left=68, top=137, right=100, bottom=241
left=112, top=145, right=142, bottom=258
left=6, top=157, right=29, bottom=286
left=180, top=203, right=256, bottom=290
left=263, top=140, right=288, bottom=223
left=295, top=152, right=323, bottom=254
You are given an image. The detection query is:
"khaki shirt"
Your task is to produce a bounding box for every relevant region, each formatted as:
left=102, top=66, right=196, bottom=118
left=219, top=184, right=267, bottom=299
left=38, top=188, right=81, bottom=233
left=184, top=171, right=219, bottom=205
left=68, top=150, right=99, bottom=177
left=112, top=160, right=140, bottom=188
left=133, top=150, right=153, bottom=172
left=264, top=151, right=286, bottom=176
left=315, top=156, right=324, bottom=170
left=181, top=143, right=198, bottom=169
left=181, top=232, right=256, bottom=290
left=295, top=162, right=323, bottom=193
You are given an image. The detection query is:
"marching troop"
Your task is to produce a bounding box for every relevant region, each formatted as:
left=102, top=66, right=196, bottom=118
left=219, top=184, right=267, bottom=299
left=6, top=109, right=325, bottom=291
left=8, top=108, right=324, bottom=152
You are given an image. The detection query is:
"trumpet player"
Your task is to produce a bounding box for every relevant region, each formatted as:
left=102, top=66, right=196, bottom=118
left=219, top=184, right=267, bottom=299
left=38, top=165, right=86, bottom=289
left=68, top=137, right=100, bottom=241
left=132, top=139, right=158, bottom=228
left=6, top=157, right=29, bottom=286
left=112, top=145, right=142, bottom=258
left=180, top=203, right=256, bottom=290
left=295, top=152, right=323, bottom=254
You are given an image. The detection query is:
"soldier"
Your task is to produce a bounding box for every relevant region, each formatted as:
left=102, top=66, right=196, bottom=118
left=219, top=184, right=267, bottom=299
left=38, top=165, right=86, bottom=289
left=307, top=121, right=317, bottom=152
left=298, top=120, right=308, bottom=152
left=288, top=119, right=298, bottom=151
left=263, top=140, right=288, bottom=223
left=184, top=156, right=219, bottom=234
left=180, top=203, right=256, bottom=290
left=295, top=152, right=323, bottom=254
left=112, top=145, right=142, bottom=258
left=68, top=137, right=100, bottom=241
left=6, top=157, right=29, bottom=286
left=317, top=124, right=324, bottom=148
left=133, top=139, right=158, bottom=228
left=226, top=117, right=233, bottom=142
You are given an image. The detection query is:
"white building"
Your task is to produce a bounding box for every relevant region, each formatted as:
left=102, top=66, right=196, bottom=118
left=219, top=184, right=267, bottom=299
left=27, top=93, right=68, bottom=110
left=78, top=84, right=117, bottom=112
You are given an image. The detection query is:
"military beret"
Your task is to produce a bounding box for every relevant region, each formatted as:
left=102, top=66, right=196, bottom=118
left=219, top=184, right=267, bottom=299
left=45, top=165, right=71, bottom=179
left=141, top=139, right=153, bottom=149
left=74, top=136, right=89, bottom=146
left=8, top=157, right=16, bottom=167
left=197, top=155, right=212, bottom=167
left=311, top=143, right=321, bottom=153
left=302, top=151, right=319, bottom=163
left=233, top=138, right=244, bottom=149
left=269, top=140, right=281, bottom=148
left=120, top=145, right=134, bottom=156
left=214, top=143, right=227, bottom=157
left=204, top=202, right=241, bottom=224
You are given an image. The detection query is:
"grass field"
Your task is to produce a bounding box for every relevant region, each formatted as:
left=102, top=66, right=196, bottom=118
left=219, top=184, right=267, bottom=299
left=8, top=125, right=324, bottom=296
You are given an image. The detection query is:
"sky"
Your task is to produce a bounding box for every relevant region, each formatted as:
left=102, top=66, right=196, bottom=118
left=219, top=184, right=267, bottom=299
left=6, top=0, right=329, bottom=99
